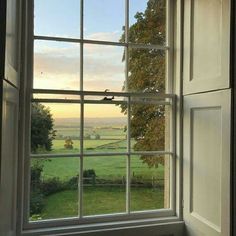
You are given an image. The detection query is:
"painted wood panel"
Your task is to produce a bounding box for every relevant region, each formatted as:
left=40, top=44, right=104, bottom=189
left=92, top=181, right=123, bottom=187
left=183, top=90, right=231, bottom=236
left=4, top=0, right=21, bottom=87
left=0, top=81, right=19, bottom=236
left=183, top=0, right=230, bottom=95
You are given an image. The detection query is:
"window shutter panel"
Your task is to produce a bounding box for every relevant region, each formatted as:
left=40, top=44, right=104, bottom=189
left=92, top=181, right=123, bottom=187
left=182, top=0, right=231, bottom=235
left=0, top=0, right=21, bottom=235
left=183, top=0, right=230, bottom=95
left=4, top=0, right=21, bottom=88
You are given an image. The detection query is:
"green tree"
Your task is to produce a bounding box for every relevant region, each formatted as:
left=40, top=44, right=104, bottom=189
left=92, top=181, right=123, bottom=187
left=64, top=137, right=74, bottom=149
left=31, top=103, right=56, bottom=153
left=121, top=0, right=166, bottom=167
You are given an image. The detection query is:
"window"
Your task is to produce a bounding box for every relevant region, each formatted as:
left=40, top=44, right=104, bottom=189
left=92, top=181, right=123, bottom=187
left=23, top=0, right=176, bottom=228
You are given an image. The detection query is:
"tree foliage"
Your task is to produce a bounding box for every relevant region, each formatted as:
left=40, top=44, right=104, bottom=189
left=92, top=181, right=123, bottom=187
left=31, top=103, right=56, bottom=153
left=64, top=137, right=74, bottom=149
left=121, top=0, right=166, bottom=167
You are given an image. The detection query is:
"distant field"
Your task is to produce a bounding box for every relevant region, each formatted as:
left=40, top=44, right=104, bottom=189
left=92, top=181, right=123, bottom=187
left=50, top=139, right=125, bottom=153
left=55, top=126, right=126, bottom=139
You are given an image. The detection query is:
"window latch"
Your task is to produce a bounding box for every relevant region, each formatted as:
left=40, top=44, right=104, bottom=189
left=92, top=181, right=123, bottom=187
left=102, top=89, right=115, bottom=101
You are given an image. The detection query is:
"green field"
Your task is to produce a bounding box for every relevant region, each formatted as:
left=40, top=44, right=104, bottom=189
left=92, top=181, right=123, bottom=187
left=31, top=124, right=166, bottom=220
left=35, top=155, right=164, bottom=181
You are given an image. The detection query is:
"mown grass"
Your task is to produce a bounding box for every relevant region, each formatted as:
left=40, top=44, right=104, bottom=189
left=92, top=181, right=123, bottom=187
left=41, top=187, right=164, bottom=219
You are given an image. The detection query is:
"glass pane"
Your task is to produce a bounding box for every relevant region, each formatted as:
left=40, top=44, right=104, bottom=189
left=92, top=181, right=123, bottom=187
left=83, top=156, right=126, bottom=215
left=130, top=155, right=169, bottom=211
left=31, top=103, right=80, bottom=154
left=84, top=0, right=125, bottom=42
left=130, top=103, right=170, bottom=152
left=129, top=0, right=166, bottom=45
left=84, top=44, right=125, bottom=92
left=33, top=40, right=80, bottom=90
left=127, top=48, right=166, bottom=93
left=34, top=0, right=80, bottom=38
left=84, top=104, right=127, bottom=153
left=33, top=93, right=80, bottom=100
left=30, top=157, right=80, bottom=221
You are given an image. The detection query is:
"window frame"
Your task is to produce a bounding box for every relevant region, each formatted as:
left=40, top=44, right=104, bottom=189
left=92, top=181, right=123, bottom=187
left=18, top=0, right=182, bottom=233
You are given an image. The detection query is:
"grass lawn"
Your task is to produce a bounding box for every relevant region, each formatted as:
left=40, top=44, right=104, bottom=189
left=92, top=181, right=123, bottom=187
left=41, top=187, right=164, bottom=219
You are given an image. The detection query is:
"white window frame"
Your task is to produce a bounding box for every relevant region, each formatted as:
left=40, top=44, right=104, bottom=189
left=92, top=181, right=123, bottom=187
left=17, top=0, right=183, bottom=234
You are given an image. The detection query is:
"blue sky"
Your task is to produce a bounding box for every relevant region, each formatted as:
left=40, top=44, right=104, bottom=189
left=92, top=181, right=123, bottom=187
left=34, top=0, right=147, bottom=39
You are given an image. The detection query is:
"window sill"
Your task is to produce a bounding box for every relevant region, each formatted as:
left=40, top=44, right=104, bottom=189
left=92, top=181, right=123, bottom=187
left=20, top=217, right=184, bottom=236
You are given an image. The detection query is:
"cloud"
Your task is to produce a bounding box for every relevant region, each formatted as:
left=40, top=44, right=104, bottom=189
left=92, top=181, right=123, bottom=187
left=85, top=31, right=122, bottom=42
left=83, top=44, right=125, bottom=91
left=34, top=53, right=80, bottom=75
left=33, top=35, right=126, bottom=91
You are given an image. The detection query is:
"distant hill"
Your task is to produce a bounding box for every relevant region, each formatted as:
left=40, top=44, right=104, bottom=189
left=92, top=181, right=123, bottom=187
left=54, top=117, right=126, bottom=127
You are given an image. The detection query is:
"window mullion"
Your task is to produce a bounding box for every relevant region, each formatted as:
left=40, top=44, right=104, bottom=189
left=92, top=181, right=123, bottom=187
left=79, top=96, right=84, bottom=218
left=79, top=0, right=84, bottom=219
left=126, top=96, right=131, bottom=213
left=125, top=0, right=131, bottom=214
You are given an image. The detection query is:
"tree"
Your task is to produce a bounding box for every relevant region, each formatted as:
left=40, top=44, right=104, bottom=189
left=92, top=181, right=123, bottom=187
left=121, top=0, right=166, bottom=167
left=64, top=137, right=74, bottom=149
left=31, top=103, right=56, bottom=153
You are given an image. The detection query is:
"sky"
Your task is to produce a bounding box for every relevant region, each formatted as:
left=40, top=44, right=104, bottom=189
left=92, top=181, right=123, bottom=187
left=33, top=0, right=148, bottom=118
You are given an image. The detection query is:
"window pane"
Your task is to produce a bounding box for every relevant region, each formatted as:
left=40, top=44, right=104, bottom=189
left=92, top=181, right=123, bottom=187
left=130, top=103, right=170, bottom=152
left=34, top=0, right=80, bottom=38
left=33, top=93, right=80, bottom=100
left=84, top=0, right=125, bottom=42
left=84, top=104, right=127, bottom=153
left=127, top=48, right=166, bottom=93
left=31, top=103, right=80, bottom=154
left=33, top=40, right=80, bottom=90
left=30, top=157, right=80, bottom=221
left=130, top=155, right=169, bottom=211
left=129, top=0, right=166, bottom=45
left=84, top=44, right=125, bottom=92
left=83, top=156, right=126, bottom=215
